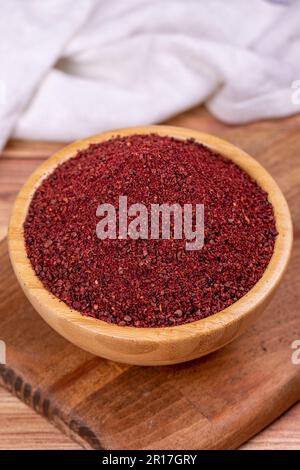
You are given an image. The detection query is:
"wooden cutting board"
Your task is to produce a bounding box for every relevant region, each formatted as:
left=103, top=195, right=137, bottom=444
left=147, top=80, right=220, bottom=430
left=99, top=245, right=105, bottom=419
left=0, top=126, right=300, bottom=449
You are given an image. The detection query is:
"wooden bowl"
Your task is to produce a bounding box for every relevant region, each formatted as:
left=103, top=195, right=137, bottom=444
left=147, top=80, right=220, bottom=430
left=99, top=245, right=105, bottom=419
left=8, top=126, right=293, bottom=366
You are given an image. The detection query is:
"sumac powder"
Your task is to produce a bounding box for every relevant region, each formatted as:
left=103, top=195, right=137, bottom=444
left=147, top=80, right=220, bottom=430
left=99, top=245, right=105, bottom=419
left=24, top=134, right=277, bottom=327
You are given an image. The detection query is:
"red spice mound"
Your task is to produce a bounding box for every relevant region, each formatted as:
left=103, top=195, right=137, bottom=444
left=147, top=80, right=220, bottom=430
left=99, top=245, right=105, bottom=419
left=24, top=134, right=277, bottom=327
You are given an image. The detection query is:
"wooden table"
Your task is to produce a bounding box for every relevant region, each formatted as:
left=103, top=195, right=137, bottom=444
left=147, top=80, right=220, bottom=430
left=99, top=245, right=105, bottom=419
left=0, top=107, right=299, bottom=449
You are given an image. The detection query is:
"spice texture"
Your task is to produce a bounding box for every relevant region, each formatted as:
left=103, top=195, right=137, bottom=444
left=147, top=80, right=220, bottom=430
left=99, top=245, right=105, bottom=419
left=24, top=134, right=277, bottom=327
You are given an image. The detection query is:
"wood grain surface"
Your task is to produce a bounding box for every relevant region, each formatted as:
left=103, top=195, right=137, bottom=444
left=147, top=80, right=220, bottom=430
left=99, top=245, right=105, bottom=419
left=0, top=387, right=80, bottom=450
left=0, top=107, right=299, bottom=449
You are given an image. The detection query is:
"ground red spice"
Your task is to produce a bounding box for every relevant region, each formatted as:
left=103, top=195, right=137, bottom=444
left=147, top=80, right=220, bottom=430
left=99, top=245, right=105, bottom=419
left=24, top=134, right=277, bottom=327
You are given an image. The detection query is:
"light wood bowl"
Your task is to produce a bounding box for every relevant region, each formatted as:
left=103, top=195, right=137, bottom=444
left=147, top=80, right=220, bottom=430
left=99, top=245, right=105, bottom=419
left=8, top=126, right=293, bottom=366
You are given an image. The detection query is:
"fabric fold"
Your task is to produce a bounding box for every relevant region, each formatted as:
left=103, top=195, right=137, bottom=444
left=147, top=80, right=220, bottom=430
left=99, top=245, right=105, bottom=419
left=0, top=0, right=299, bottom=147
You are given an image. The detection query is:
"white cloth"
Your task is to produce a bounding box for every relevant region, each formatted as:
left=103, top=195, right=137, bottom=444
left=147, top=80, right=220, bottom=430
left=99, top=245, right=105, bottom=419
left=0, top=0, right=300, bottom=148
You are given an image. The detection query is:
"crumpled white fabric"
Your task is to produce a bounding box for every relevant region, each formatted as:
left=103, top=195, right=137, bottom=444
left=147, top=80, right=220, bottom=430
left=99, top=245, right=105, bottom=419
left=0, top=0, right=300, bottom=148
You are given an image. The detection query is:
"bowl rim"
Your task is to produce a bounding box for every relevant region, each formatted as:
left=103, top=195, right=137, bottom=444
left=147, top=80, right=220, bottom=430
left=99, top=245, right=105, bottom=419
left=8, top=125, right=293, bottom=344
